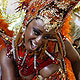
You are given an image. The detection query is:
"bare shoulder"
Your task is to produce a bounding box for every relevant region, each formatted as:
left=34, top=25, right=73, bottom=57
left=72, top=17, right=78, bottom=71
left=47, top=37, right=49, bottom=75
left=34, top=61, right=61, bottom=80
left=0, top=47, right=12, bottom=64
left=64, top=39, right=74, bottom=52
left=64, top=39, right=80, bottom=62
left=0, top=47, right=17, bottom=80
left=0, top=47, right=15, bottom=68
left=0, top=47, right=7, bottom=64
left=64, top=38, right=73, bottom=47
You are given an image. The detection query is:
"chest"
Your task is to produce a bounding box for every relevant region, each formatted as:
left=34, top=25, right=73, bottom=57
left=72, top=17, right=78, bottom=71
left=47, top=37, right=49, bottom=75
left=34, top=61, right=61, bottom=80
left=16, top=42, right=62, bottom=78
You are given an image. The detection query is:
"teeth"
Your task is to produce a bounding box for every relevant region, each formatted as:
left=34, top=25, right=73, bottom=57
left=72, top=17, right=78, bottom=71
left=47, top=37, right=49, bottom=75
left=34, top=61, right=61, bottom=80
left=32, top=42, right=36, bottom=47
left=32, top=41, right=37, bottom=47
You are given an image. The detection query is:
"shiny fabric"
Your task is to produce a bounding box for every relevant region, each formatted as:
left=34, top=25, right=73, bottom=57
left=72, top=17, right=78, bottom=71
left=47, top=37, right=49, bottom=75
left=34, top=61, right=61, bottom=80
left=16, top=41, right=60, bottom=76
left=32, top=68, right=66, bottom=80
left=6, top=36, right=75, bottom=80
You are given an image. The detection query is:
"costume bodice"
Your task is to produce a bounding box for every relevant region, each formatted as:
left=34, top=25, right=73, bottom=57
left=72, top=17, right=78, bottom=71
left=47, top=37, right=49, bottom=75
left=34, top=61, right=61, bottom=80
left=16, top=41, right=60, bottom=76
left=6, top=34, right=68, bottom=80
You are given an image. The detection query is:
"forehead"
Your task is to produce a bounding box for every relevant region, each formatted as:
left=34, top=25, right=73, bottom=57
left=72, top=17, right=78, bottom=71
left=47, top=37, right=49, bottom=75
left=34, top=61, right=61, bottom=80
left=28, top=19, right=44, bottom=28
left=28, top=19, right=54, bottom=34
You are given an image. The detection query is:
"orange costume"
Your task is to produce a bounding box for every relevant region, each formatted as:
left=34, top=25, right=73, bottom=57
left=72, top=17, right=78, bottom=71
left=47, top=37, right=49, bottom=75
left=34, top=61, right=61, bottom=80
left=0, top=0, right=79, bottom=80
left=0, top=31, right=76, bottom=80
left=0, top=27, right=76, bottom=80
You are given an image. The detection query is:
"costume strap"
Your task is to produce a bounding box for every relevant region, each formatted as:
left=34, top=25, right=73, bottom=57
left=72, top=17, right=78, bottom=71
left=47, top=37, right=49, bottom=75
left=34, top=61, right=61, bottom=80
left=0, top=32, right=12, bottom=43
left=55, top=32, right=68, bottom=79
left=21, top=50, right=28, bottom=66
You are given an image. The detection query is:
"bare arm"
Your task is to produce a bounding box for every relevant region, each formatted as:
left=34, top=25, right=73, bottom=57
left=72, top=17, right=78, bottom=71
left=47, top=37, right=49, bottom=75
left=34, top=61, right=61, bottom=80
left=64, top=39, right=80, bottom=80
left=0, top=48, right=17, bottom=80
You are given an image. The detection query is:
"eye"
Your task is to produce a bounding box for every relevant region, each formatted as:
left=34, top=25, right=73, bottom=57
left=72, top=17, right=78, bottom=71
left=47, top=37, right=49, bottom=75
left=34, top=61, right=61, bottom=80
left=33, top=28, right=41, bottom=36
left=44, top=35, right=51, bottom=39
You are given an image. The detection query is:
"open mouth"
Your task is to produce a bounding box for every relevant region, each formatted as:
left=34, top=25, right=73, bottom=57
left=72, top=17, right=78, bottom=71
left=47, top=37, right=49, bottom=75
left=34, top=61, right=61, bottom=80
left=30, top=40, right=38, bottom=51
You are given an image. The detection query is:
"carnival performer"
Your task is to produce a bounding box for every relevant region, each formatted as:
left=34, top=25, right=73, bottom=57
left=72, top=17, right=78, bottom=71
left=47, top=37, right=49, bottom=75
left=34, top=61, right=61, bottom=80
left=0, top=0, right=80, bottom=80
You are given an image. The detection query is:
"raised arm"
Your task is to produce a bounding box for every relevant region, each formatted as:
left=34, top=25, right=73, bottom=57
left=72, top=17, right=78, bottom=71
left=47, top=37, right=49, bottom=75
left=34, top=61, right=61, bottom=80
left=64, top=39, right=80, bottom=80
left=0, top=48, right=17, bottom=80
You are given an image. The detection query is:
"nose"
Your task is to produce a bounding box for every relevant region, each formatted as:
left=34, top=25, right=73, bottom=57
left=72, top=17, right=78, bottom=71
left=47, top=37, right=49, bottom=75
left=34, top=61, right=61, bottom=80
left=35, top=35, right=43, bottom=45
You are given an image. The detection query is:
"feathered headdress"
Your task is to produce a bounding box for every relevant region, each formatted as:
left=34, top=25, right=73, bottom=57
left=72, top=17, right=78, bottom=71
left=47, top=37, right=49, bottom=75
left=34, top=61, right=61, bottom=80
left=14, top=0, right=79, bottom=47
left=17, top=0, right=79, bottom=32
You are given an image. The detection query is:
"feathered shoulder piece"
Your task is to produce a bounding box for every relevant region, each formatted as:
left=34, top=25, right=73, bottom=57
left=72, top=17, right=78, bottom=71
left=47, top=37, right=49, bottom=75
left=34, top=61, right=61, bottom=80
left=0, top=11, right=13, bottom=51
